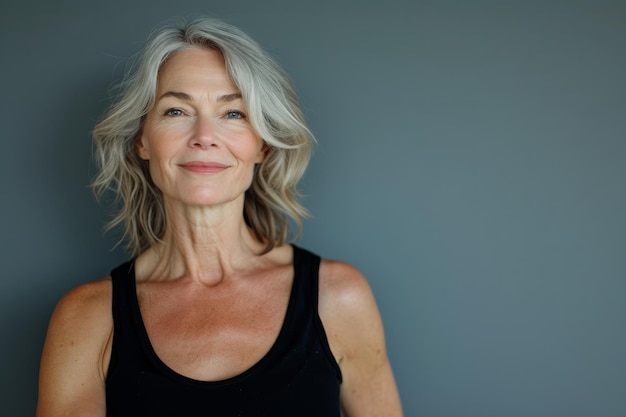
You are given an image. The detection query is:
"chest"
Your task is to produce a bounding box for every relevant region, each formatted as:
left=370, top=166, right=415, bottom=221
left=136, top=272, right=293, bottom=381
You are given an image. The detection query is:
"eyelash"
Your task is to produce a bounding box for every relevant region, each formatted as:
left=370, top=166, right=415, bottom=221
left=164, top=108, right=185, bottom=117
left=225, top=110, right=246, bottom=119
left=162, top=108, right=246, bottom=119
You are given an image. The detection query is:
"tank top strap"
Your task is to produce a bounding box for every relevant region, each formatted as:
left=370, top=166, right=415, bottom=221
left=291, top=245, right=343, bottom=382
left=107, top=259, right=142, bottom=380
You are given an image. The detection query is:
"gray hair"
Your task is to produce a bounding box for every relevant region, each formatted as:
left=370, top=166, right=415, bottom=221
left=92, top=17, right=314, bottom=255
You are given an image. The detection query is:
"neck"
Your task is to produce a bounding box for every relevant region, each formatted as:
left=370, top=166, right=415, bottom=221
left=136, top=197, right=267, bottom=286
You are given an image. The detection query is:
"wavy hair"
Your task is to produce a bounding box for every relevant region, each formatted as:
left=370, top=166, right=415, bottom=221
left=92, top=17, right=314, bottom=256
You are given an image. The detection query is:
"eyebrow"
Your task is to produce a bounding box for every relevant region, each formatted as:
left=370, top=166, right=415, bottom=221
left=217, top=93, right=242, bottom=103
left=157, top=91, right=242, bottom=103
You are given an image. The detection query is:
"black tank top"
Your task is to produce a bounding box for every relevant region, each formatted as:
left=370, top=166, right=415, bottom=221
left=105, top=245, right=342, bottom=416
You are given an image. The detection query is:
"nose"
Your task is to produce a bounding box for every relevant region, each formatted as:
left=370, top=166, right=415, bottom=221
left=189, top=116, right=219, bottom=149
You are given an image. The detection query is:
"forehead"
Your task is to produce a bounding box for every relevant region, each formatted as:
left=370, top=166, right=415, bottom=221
left=156, top=47, right=235, bottom=91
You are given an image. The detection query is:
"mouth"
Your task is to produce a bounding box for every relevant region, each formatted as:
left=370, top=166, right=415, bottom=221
left=179, top=161, right=230, bottom=174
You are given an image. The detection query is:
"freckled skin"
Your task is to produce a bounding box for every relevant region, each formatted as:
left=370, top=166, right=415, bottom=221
left=36, top=47, right=403, bottom=417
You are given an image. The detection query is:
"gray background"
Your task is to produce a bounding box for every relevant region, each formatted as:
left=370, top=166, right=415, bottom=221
left=1, top=1, right=625, bottom=416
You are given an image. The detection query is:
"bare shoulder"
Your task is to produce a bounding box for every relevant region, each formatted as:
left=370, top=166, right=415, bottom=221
left=318, top=259, right=381, bottom=359
left=318, top=259, right=378, bottom=313
left=318, top=258, right=377, bottom=312
left=44, top=277, right=114, bottom=375
left=318, top=259, right=404, bottom=416
left=49, top=277, right=112, bottom=331
left=43, top=277, right=113, bottom=371
left=37, top=278, right=112, bottom=417
left=319, top=258, right=368, bottom=287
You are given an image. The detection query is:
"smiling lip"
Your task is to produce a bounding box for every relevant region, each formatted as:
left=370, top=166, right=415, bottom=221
left=179, top=161, right=230, bottom=174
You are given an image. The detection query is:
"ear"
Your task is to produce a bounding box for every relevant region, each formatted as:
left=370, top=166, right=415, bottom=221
left=135, top=133, right=150, bottom=160
left=255, top=142, right=269, bottom=164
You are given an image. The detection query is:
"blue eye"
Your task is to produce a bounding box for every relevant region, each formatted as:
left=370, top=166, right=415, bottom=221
left=225, top=110, right=245, bottom=119
left=165, top=108, right=184, bottom=117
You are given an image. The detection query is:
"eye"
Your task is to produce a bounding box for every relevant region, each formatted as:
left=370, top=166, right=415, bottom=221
left=225, top=110, right=246, bottom=119
left=164, top=108, right=184, bottom=117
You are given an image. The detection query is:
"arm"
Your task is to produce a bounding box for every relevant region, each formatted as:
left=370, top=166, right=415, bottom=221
left=319, top=260, right=403, bottom=417
left=36, top=279, right=112, bottom=417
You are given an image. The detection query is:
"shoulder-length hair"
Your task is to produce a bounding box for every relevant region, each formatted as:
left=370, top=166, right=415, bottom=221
left=92, top=17, right=314, bottom=256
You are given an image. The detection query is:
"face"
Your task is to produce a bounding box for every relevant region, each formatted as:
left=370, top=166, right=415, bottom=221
left=137, top=47, right=265, bottom=209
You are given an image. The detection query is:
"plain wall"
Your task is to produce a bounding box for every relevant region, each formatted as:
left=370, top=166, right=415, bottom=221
left=1, top=1, right=625, bottom=416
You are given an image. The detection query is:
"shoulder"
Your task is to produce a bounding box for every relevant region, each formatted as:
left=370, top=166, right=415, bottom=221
left=51, top=278, right=112, bottom=326
left=317, top=259, right=404, bottom=416
left=318, top=259, right=382, bottom=361
left=318, top=259, right=374, bottom=309
left=43, top=278, right=113, bottom=373
left=37, top=278, right=113, bottom=416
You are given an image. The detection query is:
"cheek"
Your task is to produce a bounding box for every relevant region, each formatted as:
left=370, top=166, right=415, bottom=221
left=137, top=136, right=175, bottom=183
left=139, top=124, right=182, bottom=162
left=146, top=146, right=176, bottom=181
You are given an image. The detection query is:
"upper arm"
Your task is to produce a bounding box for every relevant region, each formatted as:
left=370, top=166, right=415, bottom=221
left=319, top=260, right=403, bottom=417
left=36, top=278, right=113, bottom=417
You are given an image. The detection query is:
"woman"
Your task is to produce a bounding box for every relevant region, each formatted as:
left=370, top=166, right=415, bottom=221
left=36, top=17, right=403, bottom=416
